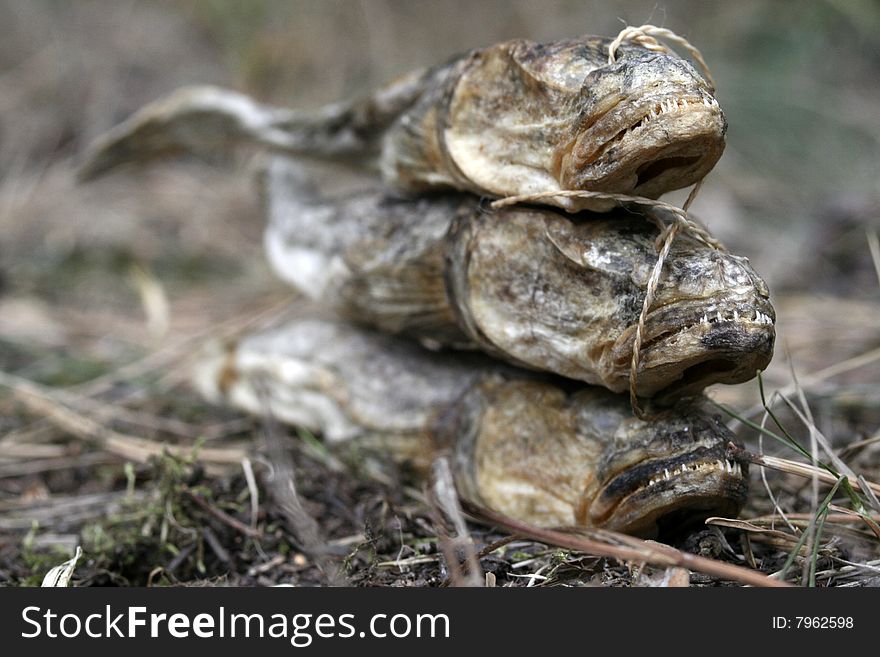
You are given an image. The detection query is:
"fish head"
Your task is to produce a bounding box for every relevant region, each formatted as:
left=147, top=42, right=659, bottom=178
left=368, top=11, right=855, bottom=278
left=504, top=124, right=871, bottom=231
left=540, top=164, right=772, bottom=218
left=611, top=220, right=775, bottom=399
left=454, top=382, right=748, bottom=537
left=554, top=46, right=726, bottom=198
left=578, top=401, right=748, bottom=537
left=544, top=211, right=775, bottom=396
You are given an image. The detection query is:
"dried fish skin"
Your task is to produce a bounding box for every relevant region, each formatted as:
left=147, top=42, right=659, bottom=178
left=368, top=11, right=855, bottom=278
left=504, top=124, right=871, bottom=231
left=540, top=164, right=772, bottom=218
left=76, top=67, right=436, bottom=181
left=263, top=159, right=774, bottom=398
left=449, top=379, right=747, bottom=536
left=78, top=36, right=725, bottom=212
left=447, top=205, right=775, bottom=397
left=194, top=315, right=489, bottom=446
left=195, top=317, right=748, bottom=537
left=260, top=158, right=471, bottom=347
left=381, top=37, right=726, bottom=210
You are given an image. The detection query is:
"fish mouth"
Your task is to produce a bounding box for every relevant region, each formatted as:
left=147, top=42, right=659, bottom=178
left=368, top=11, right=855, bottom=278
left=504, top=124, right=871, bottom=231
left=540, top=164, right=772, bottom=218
left=561, top=90, right=726, bottom=197
left=614, top=294, right=776, bottom=398
left=584, top=443, right=749, bottom=537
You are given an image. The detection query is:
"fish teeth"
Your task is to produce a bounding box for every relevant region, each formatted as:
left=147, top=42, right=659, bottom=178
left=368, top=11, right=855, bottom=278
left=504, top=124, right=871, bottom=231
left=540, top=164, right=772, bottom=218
left=724, top=460, right=743, bottom=475
left=645, top=459, right=744, bottom=489
left=751, top=311, right=773, bottom=325
left=697, top=309, right=765, bottom=326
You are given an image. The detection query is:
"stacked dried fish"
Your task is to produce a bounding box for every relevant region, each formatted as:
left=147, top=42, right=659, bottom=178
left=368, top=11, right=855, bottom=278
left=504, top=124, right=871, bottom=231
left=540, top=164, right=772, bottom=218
left=194, top=317, right=747, bottom=537
left=81, top=31, right=775, bottom=537
left=260, top=158, right=773, bottom=399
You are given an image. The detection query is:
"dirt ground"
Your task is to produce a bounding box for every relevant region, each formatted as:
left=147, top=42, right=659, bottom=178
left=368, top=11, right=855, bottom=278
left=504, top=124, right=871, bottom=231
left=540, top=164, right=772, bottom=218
left=1, top=0, right=879, bottom=587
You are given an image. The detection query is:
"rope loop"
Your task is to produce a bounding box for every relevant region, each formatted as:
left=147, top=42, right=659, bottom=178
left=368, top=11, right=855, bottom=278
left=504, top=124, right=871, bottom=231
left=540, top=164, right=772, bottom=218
left=607, top=24, right=716, bottom=91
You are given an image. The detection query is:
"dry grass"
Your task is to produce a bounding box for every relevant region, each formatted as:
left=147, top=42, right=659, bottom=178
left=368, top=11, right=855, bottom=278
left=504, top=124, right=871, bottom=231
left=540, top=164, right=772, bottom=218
left=1, top=0, right=879, bottom=587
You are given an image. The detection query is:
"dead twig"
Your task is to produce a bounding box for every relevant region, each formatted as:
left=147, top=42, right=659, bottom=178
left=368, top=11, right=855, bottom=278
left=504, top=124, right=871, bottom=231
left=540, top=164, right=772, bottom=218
left=476, top=535, right=519, bottom=559
left=0, top=452, right=117, bottom=478
left=0, top=371, right=247, bottom=470
left=184, top=489, right=262, bottom=538
left=241, top=457, right=260, bottom=531
left=68, top=295, right=293, bottom=399
left=0, top=491, right=146, bottom=531
left=734, top=449, right=880, bottom=541
left=705, top=517, right=836, bottom=555
left=427, top=457, right=483, bottom=587
left=201, top=525, right=232, bottom=565
left=459, top=499, right=791, bottom=587
left=738, top=450, right=880, bottom=498
left=255, top=379, right=345, bottom=586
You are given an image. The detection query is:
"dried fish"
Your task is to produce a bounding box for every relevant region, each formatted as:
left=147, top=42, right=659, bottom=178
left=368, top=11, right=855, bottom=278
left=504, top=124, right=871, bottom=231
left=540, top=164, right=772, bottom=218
left=195, top=317, right=748, bottom=537
left=79, top=36, right=725, bottom=211
left=263, top=158, right=774, bottom=398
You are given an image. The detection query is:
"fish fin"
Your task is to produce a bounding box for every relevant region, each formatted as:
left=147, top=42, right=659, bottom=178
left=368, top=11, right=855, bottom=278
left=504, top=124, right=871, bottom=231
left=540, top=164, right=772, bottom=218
left=379, top=63, right=469, bottom=191
left=337, top=257, right=469, bottom=347
left=78, top=68, right=435, bottom=182
left=77, top=86, right=300, bottom=180
left=542, top=214, right=588, bottom=266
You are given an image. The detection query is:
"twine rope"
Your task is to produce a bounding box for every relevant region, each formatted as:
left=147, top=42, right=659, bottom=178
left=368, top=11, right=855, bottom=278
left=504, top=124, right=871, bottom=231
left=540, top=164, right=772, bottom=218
left=607, top=24, right=716, bottom=90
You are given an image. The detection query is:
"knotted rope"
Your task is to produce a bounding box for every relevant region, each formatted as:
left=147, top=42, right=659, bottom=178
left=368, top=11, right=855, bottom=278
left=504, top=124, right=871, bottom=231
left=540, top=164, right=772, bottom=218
left=608, top=24, right=715, bottom=90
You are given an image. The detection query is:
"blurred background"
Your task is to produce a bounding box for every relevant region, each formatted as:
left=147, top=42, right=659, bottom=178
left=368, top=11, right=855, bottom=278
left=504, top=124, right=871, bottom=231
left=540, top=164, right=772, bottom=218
left=1, top=0, right=879, bottom=584
left=2, top=0, right=879, bottom=372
